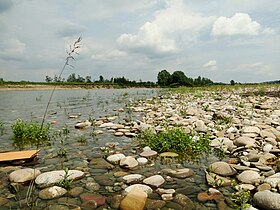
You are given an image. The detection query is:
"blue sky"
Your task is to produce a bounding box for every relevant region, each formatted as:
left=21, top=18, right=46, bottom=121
left=0, top=0, right=279, bottom=83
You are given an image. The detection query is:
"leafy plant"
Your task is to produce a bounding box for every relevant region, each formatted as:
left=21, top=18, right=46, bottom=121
left=11, top=119, right=50, bottom=149
left=77, top=135, right=87, bottom=144
left=138, top=127, right=213, bottom=160
left=57, top=137, right=68, bottom=158
left=56, top=168, right=73, bottom=190
left=231, top=187, right=251, bottom=210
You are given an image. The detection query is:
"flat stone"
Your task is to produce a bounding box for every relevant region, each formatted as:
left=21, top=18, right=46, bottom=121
left=90, top=157, right=114, bottom=169
left=124, top=184, right=153, bottom=194
left=243, top=126, right=260, bottom=134
left=39, top=186, right=67, bottom=200
left=145, top=199, right=166, bottom=209
left=264, top=173, right=280, bottom=188
left=159, top=152, right=179, bottom=158
left=235, top=137, right=256, bottom=147
left=120, top=187, right=147, bottom=210
left=140, top=150, right=157, bottom=158
left=9, top=168, right=41, bottom=183
left=237, top=170, right=260, bottom=184
left=173, top=194, right=195, bottom=209
left=254, top=190, right=280, bottom=210
left=162, top=168, right=194, bottom=178
left=107, top=153, right=126, bottom=165
left=257, top=183, right=271, bottom=192
left=137, top=157, right=148, bottom=165
left=123, top=174, right=144, bottom=184
left=143, top=175, right=165, bottom=188
left=80, top=193, right=106, bottom=206
left=35, top=170, right=84, bottom=188
left=209, top=162, right=237, bottom=176
left=120, top=156, right=138, bottom=169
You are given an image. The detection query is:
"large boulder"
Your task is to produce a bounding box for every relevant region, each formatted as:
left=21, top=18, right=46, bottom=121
left=9, top=168, right=41, bottom=183
left=254, top=190, right=280, bottom=210
left=35, top=170, right=84, bottom=188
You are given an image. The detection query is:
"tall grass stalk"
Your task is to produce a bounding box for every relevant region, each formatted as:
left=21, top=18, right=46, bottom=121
left=40, top=37, right=82, bottom=129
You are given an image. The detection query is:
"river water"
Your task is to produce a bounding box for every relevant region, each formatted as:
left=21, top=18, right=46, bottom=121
left=0, top=88, right=223, bottom=209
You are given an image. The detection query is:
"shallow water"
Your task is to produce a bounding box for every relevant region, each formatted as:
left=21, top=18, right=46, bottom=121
left=0, top=88, right=223, bottom=209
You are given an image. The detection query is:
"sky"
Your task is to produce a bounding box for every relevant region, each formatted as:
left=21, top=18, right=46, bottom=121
left=0, top=0, right=279, bottom=83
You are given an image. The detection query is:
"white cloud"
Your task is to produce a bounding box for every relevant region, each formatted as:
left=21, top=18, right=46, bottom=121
left=212, top=13, right=261, bottom=36
left=91, top=49, right=127, bottom=60
left=118, top=0, right=215, bottom=55
left=0, top=38, right=26, bottom=60
left=203, top=60, right=217, bottom=70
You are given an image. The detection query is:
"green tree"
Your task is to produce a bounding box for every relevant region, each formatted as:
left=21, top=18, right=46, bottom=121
left=67, top=73, right=77, bottom=82
left=230, top=80, right=235, bottom=85
left=99, top=75, right=104, bottom=83
left=85, top=76, right=92, bottom=83
left=45, top=76, right=52, bottom=83
left=157, top=69, right=171, bottom=87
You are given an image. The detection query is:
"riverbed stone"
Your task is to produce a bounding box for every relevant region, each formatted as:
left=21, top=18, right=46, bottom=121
left=123, top=174, right=144, bottom=184
left=80, top=193, right=106, bottom=206
left=137, top=157, right=148, bottom=165
left=35, top=170, right=84, bottom=188
left=173, top=194, right=195, bottom=209
left=235, top=137, right=256, bottom=147
left=9, top=168, right=41, bottom=183
left=162, top=168, right=194, bottom=178
left=237, top=170, right=260, bottom=184
left=120, top=187, right=148, bottom=210
left=254, top=190, right=280, bottom=210
left=209, top=162, right=237, bottom=176
left=120, top=156, right=138, bottom=169
left=69, top=186, right=84, bottom=197
left=107, top=153, right=126, bottom=165
left=264, top=173, right=280, bottom=188
left=124, top=184, right=153, bottom=194
left=90, top=157, right=114, bottom=169
left=242, top=126, right=260, bottom=134
left=143, top=175, right=165, bottom=188
left=39, top=186, right=67, bottom=200
left=140, top=150, right=157, bottom=158
left=145, top=199, right=166, bottom=209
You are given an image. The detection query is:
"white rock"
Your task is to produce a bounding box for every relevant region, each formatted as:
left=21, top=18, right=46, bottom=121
left=124, top=184, right=153, bottom=194
left=35, top=170, right=84, bottom=188
left=120, top=156, right=138, bottom=169
left=106, top=153, right=125, bottom=164
left=161, top=193, right=173, bottom=201
left=140, top=150, right=157, bottom=158
left=9, top=168, right=41, bottom=183
left=123, top=174, right=144, bottom=184
left=263, top=143, right=273, bottom=153
left=243, top=126, right=260, bottom=134
left=137, top=157, right=148, bottom=165
left=99, top=122, right=114, bottom=128
left=264, top=173, right=280, bottom=188
left=143, top=175, right=165, bottom=188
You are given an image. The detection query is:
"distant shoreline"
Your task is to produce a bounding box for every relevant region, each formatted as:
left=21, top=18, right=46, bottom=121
left=0, top=83, right=157, bottom=91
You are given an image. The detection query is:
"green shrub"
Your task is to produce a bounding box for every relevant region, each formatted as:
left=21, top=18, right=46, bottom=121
left=11, top=119, right=50, bottom=149
left=138, top=127, right=212, bottom=160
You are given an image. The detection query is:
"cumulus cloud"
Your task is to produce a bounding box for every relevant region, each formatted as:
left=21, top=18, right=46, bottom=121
left=203, top=60, right=217, bottom=70
left=118, top=0, right=215, bottom=56
left=211, top=13, right=261, bottom=36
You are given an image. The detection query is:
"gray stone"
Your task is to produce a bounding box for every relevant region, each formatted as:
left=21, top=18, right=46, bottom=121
left=242, top=126, right=260, bottom=134
left=35, top=170, right=84, bottom=188
left=254, top=190, right=280, bottom=210
left=237, top=170, right=260, bottom=184
left=143, top=175, right=165, bottom=188
left=9, top=168, right=41, bottom=183
left=39, top=186, right=67, bottom=200
left=120, top=156, right=139, bottom=169
left=106, top=153, right=126, bottom=164
left=162, top=168, right=194, bottom=178
left=123, top=174, right=144, bottom=184
left=235, top=137, right=255, bottom=147
left=124, top=184, right=153, bottom=194
left=209, top=162, right=237, bottom=176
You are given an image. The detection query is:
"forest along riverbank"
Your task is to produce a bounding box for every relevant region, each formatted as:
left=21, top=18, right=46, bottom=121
left=1, top=86, right=280, bottom=209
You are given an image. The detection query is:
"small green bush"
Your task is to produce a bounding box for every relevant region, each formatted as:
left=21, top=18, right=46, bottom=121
left=11, top=119, right=50, bottom=149
left=138, top=127, right=212, bottom=160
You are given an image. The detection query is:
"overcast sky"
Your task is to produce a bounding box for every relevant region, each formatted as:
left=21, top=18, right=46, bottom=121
left=0, top=0, right=279, bottom=83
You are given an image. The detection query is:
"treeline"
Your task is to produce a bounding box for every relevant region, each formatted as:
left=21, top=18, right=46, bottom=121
left=45, top=73, right=156, bottom=87
left=157, top=70, right=214, bottom=87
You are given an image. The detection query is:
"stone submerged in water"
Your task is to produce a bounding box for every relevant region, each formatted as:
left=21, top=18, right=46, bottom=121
left=120, top=187, right=148, bottom=210
left=124, top=184, right=153, bottom=194
left=35, top=170, right=84, bottom=188
left=254, top=190, right=280, bottom=210
left=120, top=156, right=139, bottom=169
left=143, top=175, right=165, bottom=188
left=162, top=168, right=194, bottom=178
left=106, top=153, right=126, bottom=165
left=39, top=186, right=67, bottom=200
left=9, top=168, right=41, bottom=183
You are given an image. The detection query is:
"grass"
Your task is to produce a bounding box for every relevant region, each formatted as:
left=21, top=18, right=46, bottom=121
left=138, top=127, right=221, bottom=161
left=11, top=119, right=51, bottom=149
left=231, top=186, right=251, bottom=210
left=56, top=168, right=73, bottom=191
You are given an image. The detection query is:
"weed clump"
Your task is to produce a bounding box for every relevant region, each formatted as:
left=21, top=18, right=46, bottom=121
left=138, top=127, right=213, bottom=160
left=11, top=119, right=50, bottom=149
